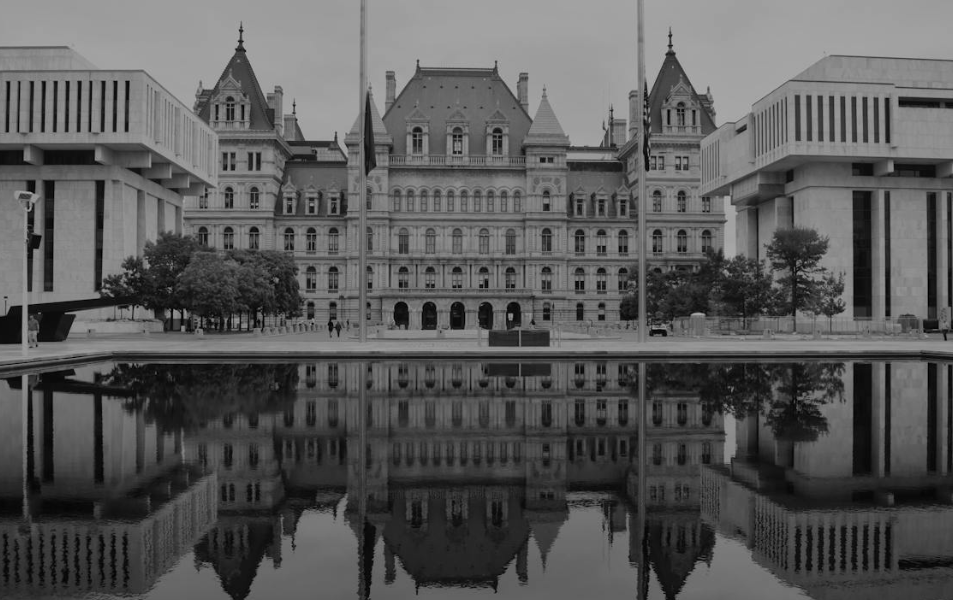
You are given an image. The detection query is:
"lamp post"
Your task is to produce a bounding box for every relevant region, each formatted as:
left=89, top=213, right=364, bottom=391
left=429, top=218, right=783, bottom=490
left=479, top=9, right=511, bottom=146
left=15, top=191, right=39, bottom=357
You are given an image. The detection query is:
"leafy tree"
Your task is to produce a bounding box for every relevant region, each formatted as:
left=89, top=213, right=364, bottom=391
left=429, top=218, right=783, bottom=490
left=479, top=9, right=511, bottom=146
left=717, top=256, right=776, bottom=329
left=178, top=253, right=242, bottom=326
left=100, top=256, right=150, bottom=319
left=256, top=250, right=302, bottom=317
left=142, top=232, right=200, bottom=329
left=765, top=227, right=829, bottom=329
left=811, top=271, right=847, bottom=332
left=621, top=269, right=670, bottom=321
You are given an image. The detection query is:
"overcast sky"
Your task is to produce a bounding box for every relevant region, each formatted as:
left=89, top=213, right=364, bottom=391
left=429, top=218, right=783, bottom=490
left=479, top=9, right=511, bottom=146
left=3, top=0, right=950, bottom=253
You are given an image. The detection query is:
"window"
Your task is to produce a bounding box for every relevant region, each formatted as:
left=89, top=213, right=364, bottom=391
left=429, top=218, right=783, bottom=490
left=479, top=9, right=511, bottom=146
left=329, top=195, right=339, bottom=215
left=406, top=191, right=415, bottom=212
left=392, top=190, right=401, bottom=211
left=328, top=228, right=339, bottom=254
left=574, top=229, right=586, bottom=254
left=676, top=102, right=686, bottom=126
left=329, top=302, right=338, bottom=321
left=367, top=266, right=374, bottom=290
left=702, top=196, right=711, bottom=213
left=598, top=198, right=606, bottom=216
left=225, top=97, right=236, bottom=121
left=620, top=196, right=628, bottom=217
left=479, top=228, right=489, bottom=254
left=542, top=190, right=551, bottom=212
left=420, top=190, right=428, bottom=212
left=541, top=228, right=553, bottom=253
left=478, top=267, right=490, bottom=289
left=542, top=302, right=552, bottom=321
left=284, top=194, right=294, bottom=214
left=575, top=198, right=585, bottom=216
left=412, top=127, right=424, bottom=154
left=306, top=266, right=317, bottom=291
left=486, top=190, right=494, bottom=212
left=505, top=267, right=516, bottom=289
left=248, top=227, right=260, bottom=250
left=433, top=190, right=441, bottom=211
left=505, top=229, right=516, bottom=255
left=452, top=229, right=462, bottom=254
left=652, top=230, right=663, bottom=254
left=460, top=191, right=468, bottom=212
left=473, top=190, right=482, bottom=212
left=657, top=156, right=665, bottom=170
left=367, top=227, right=374, bottom=252
left=199, top=188, right=209, bottom=209
left=399, top=228, right=409, bottom=254
left=652, top=190, right=662, bottom=212
left=222, top=152, right=236, bottom=171
left=425, top=228, right=436, bottom=254
left=247, top=151, right=262, bottom=171
left=224, top=187, right=234, bottom=209
left=398, top=267, right=409, bottom=289
left=618, top=230, right=629, bottom=255
left=596, top=229, right=607, bottom=255
left=491, top=127, right=504, bottom=155
left=248, top=187, right=260, bottom=210
left=500, top=191, right=508, bottom=212
left=451, top=267, right=463, bottom=289
left=451, top=127, right=464, bottom=155
left=425, top=267, right=436, bottom=289
left=618, top=268, right=629, bottom=292
left=307, top=228, right=317, bottom=252
left=307, top=195, right=317, bottom=215
left=197, top=226, right=209, bottom=247
left=283, top=228, right=295, bottom=252
left=677, top=191, right=687, bottom=212
left=576, top=302, right=584, bottom=321
left=514, top=191, right=522, bottom=212
left=574, top=267, right=586, bottom=293
left=541, top=267, right=552, bottom=292
left=677, top=230, right=688, bottom=253
left=367, top=186, right=374, bottom=210
left=446, top=190, right=455, bottom=211
left=596, top=268, right=607, bottom=293
left=701, top=230, right=713, bottom=254
left=223, top=227, right=234, bottom=250
left=328, top=267, right=339, bottom=292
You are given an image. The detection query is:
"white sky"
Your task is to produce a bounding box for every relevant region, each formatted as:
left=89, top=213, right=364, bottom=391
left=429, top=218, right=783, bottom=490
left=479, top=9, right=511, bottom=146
left=3, top=0, right=951, bottom=254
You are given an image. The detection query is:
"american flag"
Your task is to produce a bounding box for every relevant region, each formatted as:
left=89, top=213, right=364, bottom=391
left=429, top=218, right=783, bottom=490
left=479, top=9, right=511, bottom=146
left=642, top=82, right=651, bottom=171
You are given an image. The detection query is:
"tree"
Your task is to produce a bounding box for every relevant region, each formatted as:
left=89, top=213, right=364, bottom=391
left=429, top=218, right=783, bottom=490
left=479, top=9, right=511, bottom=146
left=717, top=256, right=776, bottom=329
left=255, top=250, right=302, bottom=318
left=765, top=227, right=829, bottom=329
left=178, top=253, right=242, bottom=327
left=100, top=256, right=150, bottom=319
left=142, top=232, right=200, bottom=329
left=621, top=269, right=670, bottom=321
left=811, top=271, right=847, bottom=332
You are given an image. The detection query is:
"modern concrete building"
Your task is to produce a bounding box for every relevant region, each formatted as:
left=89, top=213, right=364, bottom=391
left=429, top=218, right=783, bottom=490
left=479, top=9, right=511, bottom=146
left=701, top=55, right=953, bottom=323
left=0, top=47, right=217, bottom=308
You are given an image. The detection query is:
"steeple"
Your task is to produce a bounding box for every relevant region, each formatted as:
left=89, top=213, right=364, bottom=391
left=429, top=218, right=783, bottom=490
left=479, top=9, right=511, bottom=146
left=525, top=87, right=570, bottom=147
left=236, top=22, right=245, bottom=52
left=667, top=27, right=674, bottom=55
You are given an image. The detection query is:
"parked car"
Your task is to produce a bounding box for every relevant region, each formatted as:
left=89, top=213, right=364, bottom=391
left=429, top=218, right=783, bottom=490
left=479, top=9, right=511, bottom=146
left=648, top=323, right=669, bottom=337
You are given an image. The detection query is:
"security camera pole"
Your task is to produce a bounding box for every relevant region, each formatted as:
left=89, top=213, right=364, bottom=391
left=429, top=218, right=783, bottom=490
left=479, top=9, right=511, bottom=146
left=15, top=191, right=38, bottom=357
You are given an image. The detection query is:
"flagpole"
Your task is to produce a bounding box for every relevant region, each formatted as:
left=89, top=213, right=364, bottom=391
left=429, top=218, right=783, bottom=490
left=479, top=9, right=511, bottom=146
left=636, top=0, right=648, bottom=344
left=358, top=0, right=368, bottom=344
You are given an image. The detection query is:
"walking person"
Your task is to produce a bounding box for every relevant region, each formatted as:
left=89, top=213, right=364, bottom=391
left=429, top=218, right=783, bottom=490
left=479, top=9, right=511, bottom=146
left=28, top=313, right=40, bottom=348
left=335, top=321, right=342, bottom=338
left=327, top=319, right=334, bottom=338
left=941, top=308, right=951, bottom=341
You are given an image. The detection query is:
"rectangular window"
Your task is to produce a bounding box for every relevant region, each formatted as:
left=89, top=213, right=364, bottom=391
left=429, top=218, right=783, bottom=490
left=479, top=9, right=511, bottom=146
left=829, top=96, right=835, bottom=142
left=885, top=191, right=891, bottom=318
left=63, top=81, right=69, bottom=132
left=40, top=81, right=46, bottom=132
left=95, top=181, right=105, bottom=290
left=43, top=181, right=55, bottom=292
left=817, top=95, right=823, bottom=142
left=112, top=80, right=118, bottom=132
left=928, top=192, right=938, bottom=319
left=873, top=98, right=880, bottom=143
left=51, top=81, right=57, bottom=133
left=852, top=191, right=872, bottom=318
left=840, top=96, right=847, bottom=142
left=657, top=156, right=664, bottom=170
left=884, top=99, right=891, bottom=144
left=794, top=95, right=801, bottom=141
left=124, top=80, right=130, bottom=132
left=247, top=151, right=262, bottom=171
left=805, top=94, right=813, bottom=142
left=851, top=97, right=858, bottom=142
left=100, top=81, right=106, bottom=132
left=862, top=97, right=869, bottom=143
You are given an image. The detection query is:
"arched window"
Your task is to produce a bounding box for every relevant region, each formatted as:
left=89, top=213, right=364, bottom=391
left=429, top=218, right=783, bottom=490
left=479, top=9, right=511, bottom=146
left=505, top=229, right=516, bottom=255
left=491, top=127, right=504, bottom=155
left=328, top=267, right=339, bottom=292
left=248, top=186, right=260, bottom=210
left=618, top=230, right=629, bottom=255
left=479, top=228, right=490, bottom=254
left=248, top=226, right=260, bottom=250
left=425, top=228, right=436, bottom=254
left=652, top=190, right=662, bottom=212
left=596, top=268, right=607, bottom=293
left=406, top=190, right=415, bottom=212
left=618, top=268, right=629, bottom=292
left=452, top=228, right=463, bottom=254
left=398, top=228, right=409, bottom=254
left=451, top=266, right=463, bottom=289
left=505, top=267, right=517, bottom=289
left=574, top=267, right=586, bottom=293
left=676, top=102, right=686, bottom=127
left=542, top=302, right=552, bottom=321
left=574, top=229, right=586, bottom=254
left=223, top=227, right=234, bottom=250
left=478, top=266, right=490, bottom=289
left=460, top=190, right=469, bottom=212
left=282, top=228, right=295, bottom=252
left=412, top=127, right=424, bottom=154
left=596, top=229, right=607, bottom=255
left=224, top=187, right=234, bottom=209
left=367, top=266, right=374, bottom=290
left=420, top=190, right=429, bottom=212
left=225, top=96, right=236, bottom=121
left=329, top=301, right=338, bottom=321
left=542, top=190, right=551, bottom=212
left=397, top=266, right=409, bottom=289
left=576, top=302, right=585, bottom=321
left=677, top=190, right=687, bottom=213
left=598, top=302, right=606, bottom=321
left=446, top=190, right=455, bottom=211
left=500, top=191, right=508, bottom=212
left=197, top=226, right=209, bottom=247
left=425, top=267, right=436, bottom=289
left=328, top=228, right=339, bottom=254
left=306, top=266, right=317, bottom=291
left=451, top=127, right=464, bottom=155
left=367, top=186, right=373, bottom=210
left=473, top=190, right=482, bottom=212
left=306, top=227, right=317, bottom=252
left=541, top=267, right=553, bottom=292
left=514, top=190, right=522, bottom=212
left=652, top=230, right=663, bottom=254
left=367, top=227, right=374, bottom=252
left=433, top=189, right=442, bottom=211
left=541, top=228, right=553, bottom=253
left=392, top=189, right=402, bottom=211
left=677, top=230, right=688, bottom=253
left=486, top=190, right=495, bottom=212
left=701, top=229, right=713, bottom=254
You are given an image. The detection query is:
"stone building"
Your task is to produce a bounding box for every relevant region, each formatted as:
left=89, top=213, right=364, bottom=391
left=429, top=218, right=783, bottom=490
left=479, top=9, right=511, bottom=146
left=701, top=54, right=953, bottom=323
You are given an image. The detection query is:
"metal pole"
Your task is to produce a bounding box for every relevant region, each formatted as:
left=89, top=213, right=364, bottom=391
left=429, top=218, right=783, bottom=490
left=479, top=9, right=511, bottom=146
left=358, top=0, right=369, bottom=344
left=637, top=361, right=648, bottom=598
left=22, top=205, right=29, bottom=356
left=636, top=0, right=648, bottom=344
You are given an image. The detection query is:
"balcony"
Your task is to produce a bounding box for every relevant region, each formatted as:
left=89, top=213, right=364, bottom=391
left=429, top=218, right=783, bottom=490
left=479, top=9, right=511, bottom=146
left=663, top=125, right=702, bottom=135
left=390, top=154, right=526, bottom=168
left=380, top=287, right=532, bottom=296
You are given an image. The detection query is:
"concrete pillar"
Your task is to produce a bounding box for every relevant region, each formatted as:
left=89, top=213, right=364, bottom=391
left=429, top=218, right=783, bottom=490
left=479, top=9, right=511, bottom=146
left=872, top=190, right=887, bottom=321
left=872, top=363, right=887, bottom=477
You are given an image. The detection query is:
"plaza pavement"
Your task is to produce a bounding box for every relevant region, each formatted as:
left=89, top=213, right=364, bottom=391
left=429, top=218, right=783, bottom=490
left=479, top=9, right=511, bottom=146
left=2, top=326, right=953, bottom=375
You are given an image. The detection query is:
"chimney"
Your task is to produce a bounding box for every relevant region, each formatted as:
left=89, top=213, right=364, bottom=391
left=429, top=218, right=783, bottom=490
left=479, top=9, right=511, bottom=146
left=385, top=71, right=396, bottom=112
left=612, top=119, right=627, bottom=145
left=628, top=89, right=638, bottom=138
left=284, top=115, right=298, bottom=141
left=518, top=73, right=529, bottom=112
left=271, top=86, right=284, bottom=136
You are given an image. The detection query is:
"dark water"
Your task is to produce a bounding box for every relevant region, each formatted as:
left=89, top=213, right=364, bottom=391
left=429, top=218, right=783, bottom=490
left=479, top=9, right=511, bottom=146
left=1, top=360, right=952, bottom=600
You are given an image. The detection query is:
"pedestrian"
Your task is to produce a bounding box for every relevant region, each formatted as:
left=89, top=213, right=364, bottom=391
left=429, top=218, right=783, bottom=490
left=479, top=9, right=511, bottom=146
left=346, top=319, right=350, bottom=330
left=28, top=313, right=40, bottom=348
left=327, top=319, right=334, bottom=337
left=335, top=321, right=342, bottom=338
left=941, top=309, right=951, bottom=341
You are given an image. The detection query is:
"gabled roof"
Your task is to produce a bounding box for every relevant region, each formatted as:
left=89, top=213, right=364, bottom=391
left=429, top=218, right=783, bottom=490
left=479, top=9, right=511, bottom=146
left=195, top=27, right=275, bottom=131
left=647, top=38, right=716, bottom=135
left=525, top=88, right=570, bottom=146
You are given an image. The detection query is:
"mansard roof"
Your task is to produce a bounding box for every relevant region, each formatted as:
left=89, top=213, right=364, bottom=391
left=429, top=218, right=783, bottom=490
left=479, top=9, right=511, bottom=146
left=381, top=64, right=533, bottom=155
left=195, top=28, right=275, bottom=130
left=525, top=88, right=570, bottom=146
left=647, top=39, right=716, bottom=135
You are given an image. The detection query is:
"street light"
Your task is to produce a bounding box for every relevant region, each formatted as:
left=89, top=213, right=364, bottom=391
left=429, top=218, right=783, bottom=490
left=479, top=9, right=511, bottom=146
left=15, top=191, right=39, bottom=357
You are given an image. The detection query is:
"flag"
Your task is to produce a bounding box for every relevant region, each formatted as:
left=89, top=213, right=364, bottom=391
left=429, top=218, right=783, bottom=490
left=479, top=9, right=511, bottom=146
left=364, top=92, right=377, bottom=175
left=642, top=82, right=651, bottom=171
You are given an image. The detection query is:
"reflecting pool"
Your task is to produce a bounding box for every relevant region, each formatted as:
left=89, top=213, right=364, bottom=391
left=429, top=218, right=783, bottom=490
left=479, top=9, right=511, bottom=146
left=1, top=360, right=952, bottom=599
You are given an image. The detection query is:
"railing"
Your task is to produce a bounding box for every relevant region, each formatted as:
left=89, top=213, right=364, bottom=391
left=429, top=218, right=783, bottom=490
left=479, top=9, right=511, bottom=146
left=390, top=155, right=526, bottom=167
left=381, top=287, right=532, bottom=295
left=663, top=125, right=702, bottom=135
left=670, top=315, right=936, bottom=336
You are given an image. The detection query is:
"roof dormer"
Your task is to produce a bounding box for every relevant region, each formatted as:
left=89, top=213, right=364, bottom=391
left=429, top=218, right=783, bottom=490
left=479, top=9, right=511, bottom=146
left=210, top=70, right=252, bottom=131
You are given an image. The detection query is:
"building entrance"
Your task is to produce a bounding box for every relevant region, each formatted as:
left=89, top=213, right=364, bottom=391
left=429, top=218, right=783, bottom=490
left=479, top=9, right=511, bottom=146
left=450, top=302, right=466, bottom=329
left=394, top=302, right=409, bottom=329
left=478, top=302, right=493, bottom=330
left=506, top=302, right=521, bottom=329
left=422, top=302, right=437, bottom=330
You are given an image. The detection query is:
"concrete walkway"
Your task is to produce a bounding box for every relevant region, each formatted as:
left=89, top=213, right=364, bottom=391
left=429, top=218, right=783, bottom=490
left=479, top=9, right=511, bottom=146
left=3, top=327, right=953, bottom=374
